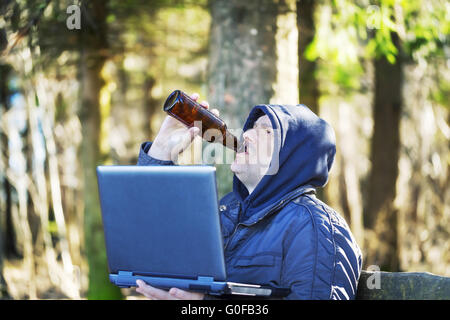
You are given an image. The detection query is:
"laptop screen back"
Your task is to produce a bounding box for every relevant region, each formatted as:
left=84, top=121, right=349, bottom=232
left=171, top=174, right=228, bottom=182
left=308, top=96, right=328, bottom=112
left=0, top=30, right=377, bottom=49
left=97, top=165, right=226, bottom=281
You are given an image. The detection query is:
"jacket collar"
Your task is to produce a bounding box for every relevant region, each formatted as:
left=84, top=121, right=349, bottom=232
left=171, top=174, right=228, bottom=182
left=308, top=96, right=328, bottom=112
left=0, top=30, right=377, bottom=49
left=238, top=185, right=316, bottom=226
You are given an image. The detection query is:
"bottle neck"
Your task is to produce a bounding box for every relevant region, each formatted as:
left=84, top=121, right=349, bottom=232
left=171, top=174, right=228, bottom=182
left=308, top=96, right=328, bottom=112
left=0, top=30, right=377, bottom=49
left=223, top=130, right=240, bottom=152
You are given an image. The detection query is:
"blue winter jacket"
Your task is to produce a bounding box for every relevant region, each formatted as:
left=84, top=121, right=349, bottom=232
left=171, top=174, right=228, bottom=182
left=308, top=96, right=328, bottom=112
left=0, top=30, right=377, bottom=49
left=137, top=104, right=363, bottom=300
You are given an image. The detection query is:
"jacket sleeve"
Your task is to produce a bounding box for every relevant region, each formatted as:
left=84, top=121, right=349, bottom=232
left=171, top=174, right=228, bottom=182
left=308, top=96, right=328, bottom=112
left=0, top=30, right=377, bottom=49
left=280, top=205, right=332, bottom=300
left=137, top=142, right=175, bottom=166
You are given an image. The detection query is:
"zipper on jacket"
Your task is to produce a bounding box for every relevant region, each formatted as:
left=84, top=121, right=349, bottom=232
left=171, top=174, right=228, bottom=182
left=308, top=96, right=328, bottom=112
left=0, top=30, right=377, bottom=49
left=223, top=202, right=242, bottom=251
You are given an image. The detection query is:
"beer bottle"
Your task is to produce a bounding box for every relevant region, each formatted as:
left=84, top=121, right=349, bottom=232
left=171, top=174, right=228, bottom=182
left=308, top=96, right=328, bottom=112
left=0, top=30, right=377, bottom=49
left=163, top=90, right=242, bottom=152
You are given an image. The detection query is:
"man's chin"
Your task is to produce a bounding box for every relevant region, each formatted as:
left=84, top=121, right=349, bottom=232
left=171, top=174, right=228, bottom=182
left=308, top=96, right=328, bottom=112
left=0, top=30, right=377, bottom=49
left=232, top=159, right=252, bottom=175
left=230, top=161, right=243, bottom=174
left=231, top=167, right=247, bottom=186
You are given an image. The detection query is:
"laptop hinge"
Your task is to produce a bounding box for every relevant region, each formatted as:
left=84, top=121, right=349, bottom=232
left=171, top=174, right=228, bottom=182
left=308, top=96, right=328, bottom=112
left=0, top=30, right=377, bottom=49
left=197, top=276, right=214, bottom=282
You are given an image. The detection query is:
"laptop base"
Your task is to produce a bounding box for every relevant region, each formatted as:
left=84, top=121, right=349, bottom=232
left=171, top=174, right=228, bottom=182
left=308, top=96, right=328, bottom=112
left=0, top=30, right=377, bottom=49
left=110, top=271, right=290, bottom=297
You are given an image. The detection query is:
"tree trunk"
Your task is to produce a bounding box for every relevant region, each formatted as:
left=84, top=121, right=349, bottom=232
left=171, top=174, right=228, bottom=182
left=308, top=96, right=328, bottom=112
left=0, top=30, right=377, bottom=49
left=0, top=63, right=12, bottom=299
left=207, top=0, right=280, bottom=129
left=297, top=0, right=319, bottom=115
left=297, top=0, right=328, bottom=203
left=78, top=0, right=122, bottom=299
left=365, top=33, right=403, bottom=271
left=207, top=0, right=281, bottom=197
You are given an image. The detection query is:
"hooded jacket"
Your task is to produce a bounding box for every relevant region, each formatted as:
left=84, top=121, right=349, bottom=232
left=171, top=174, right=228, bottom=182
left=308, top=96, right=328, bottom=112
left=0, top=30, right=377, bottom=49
left=137, top=104, right=363, bottom=300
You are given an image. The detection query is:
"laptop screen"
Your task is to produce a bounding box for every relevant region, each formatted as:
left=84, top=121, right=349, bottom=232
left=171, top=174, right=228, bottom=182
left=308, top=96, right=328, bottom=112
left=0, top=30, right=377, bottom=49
left=97, top=165, right=227, bottom=281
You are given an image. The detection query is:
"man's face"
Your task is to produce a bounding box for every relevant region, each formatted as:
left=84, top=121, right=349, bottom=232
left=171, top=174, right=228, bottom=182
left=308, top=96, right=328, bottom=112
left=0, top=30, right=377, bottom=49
left=231, top=115, right=275, bottom=189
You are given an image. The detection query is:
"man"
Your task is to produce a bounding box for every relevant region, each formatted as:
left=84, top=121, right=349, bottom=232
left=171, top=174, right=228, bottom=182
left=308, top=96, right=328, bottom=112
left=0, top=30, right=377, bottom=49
left=135, top=93, right=362, bottom=300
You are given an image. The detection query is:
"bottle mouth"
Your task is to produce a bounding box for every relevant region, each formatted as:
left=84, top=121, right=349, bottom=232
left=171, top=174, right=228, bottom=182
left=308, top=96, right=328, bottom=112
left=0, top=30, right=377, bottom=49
left=163, top=90, right=181, bottom=111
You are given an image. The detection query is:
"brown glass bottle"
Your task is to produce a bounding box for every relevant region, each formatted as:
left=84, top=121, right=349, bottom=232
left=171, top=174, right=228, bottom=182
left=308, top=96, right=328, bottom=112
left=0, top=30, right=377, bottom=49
left=163, top=90, right=241, bottom=152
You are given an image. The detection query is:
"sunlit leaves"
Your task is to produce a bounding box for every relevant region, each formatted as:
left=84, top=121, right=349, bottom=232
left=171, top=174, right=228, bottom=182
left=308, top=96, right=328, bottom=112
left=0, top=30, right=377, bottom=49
left=303, top=0, right=448, bottom=95
left=304, top=1, right=365, bottom=94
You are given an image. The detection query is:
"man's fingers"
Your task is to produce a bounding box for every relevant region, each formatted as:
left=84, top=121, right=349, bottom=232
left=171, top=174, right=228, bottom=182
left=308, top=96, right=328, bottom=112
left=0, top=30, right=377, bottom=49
left=210, top=108, right=219, bottom=117
left=135, top=280, right=204, bottom=300
left=136, top=287, right=154, bottom=299
left=136, top=280, right=157, bottom=299
left=189, top=93, right=209, bottom=109
left=190, top=126, right=201, bottom=137
left=200, top=100, right=209, bottom=109
left=169, top=288, right=189, bottom=300
left=170, top=127, right=200, bottom=161
left=182, top=127, right=200, bottom=145
left=190, top=93, right=200, bottom=101
left=169, top=288, right=204, bottom=300
left=136, top=280, right=175, bottom=300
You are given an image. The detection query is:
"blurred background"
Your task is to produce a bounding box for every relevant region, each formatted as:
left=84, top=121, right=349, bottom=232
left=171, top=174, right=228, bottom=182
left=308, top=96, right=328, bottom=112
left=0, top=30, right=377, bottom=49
left=0, top=0, right=448, bottom=299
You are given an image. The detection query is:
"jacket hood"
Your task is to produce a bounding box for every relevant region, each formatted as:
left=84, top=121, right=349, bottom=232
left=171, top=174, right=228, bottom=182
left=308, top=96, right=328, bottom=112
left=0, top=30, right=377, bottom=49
left=233, top=104, right=336, bottom=219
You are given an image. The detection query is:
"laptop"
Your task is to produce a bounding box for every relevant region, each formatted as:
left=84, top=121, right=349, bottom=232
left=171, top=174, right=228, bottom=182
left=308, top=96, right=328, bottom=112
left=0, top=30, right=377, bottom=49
left=96, top=165, right=290, bottom=298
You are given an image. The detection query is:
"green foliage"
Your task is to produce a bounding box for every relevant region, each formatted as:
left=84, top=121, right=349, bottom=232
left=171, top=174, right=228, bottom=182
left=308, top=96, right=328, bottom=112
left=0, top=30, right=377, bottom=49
left=304, top=0, right=365, bottom=95
left=215, top=164, right=233, bottom=199
left=304, top=0, right=448, bottom=96
left=430, top=78, right=450, bottom=109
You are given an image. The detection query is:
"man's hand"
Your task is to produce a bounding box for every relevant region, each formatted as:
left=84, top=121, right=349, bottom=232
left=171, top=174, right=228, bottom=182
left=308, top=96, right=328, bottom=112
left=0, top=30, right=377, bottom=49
left=149, top=93, right=219, bottom=163
left=135, top=280, right=205, bottom=300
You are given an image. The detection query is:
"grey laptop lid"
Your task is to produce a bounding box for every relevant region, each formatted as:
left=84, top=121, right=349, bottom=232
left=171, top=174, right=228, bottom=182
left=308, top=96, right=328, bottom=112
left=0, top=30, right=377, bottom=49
left=97, top=165, right=227, bottom=281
